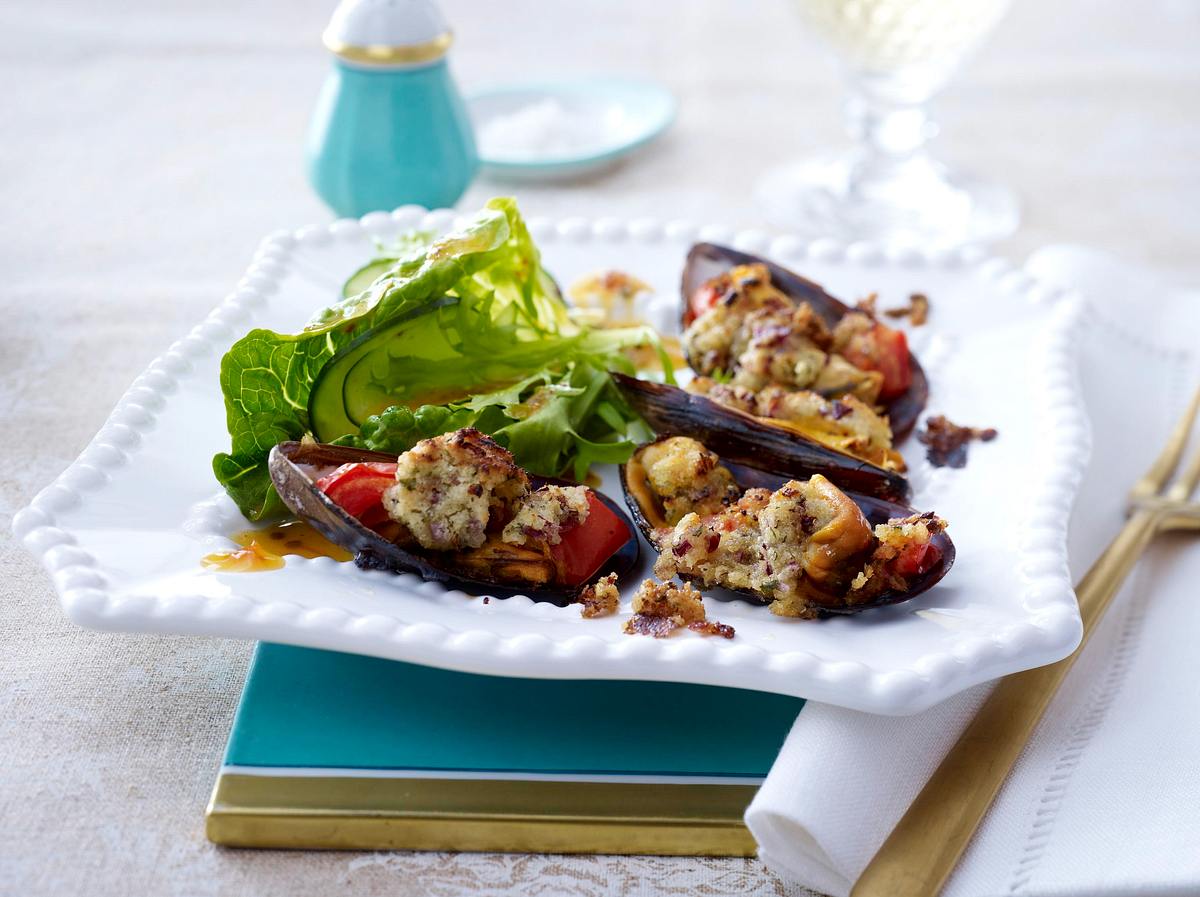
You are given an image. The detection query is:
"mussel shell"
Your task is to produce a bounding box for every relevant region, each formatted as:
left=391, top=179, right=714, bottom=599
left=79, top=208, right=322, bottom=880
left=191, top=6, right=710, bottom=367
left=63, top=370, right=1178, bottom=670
left=620, top=441, right=954, bottom=616
left=269, top=441, right=640, bottom=605
left=679, top=242, right=929, bottom=439
left=612, top=372, right=910, bottom=502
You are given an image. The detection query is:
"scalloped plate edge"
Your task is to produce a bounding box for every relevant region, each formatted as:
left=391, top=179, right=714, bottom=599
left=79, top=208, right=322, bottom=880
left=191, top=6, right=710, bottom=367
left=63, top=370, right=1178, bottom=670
left=12, top=208, right=1089, bottom=715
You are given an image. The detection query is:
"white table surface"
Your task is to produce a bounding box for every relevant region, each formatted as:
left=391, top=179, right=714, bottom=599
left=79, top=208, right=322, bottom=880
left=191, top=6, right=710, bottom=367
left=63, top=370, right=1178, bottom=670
left=1, top=1, right=1196, bottom=894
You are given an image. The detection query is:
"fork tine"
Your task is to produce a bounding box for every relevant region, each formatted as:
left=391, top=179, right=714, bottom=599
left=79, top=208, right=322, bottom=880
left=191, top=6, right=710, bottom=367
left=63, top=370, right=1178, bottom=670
left=1165, top=440, right=1200, bottom=502
left=1129, top=385, right=1200, bottom=502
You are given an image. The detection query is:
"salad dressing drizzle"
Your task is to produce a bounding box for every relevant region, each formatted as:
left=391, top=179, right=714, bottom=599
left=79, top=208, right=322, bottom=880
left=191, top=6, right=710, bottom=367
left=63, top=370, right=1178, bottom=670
left=202, top=520, right=352, bottom=572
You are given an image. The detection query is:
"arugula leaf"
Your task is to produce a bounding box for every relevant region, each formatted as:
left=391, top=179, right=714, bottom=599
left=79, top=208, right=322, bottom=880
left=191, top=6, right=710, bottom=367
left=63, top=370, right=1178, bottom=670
left=491, top=361, right=650, bottom=480
left=460, top=369, right=562, bottom=412
left=347, top=360, right=650, bottom=482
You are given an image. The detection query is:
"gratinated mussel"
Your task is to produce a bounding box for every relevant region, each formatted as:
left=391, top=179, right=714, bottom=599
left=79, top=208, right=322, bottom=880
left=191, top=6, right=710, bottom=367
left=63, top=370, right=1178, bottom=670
left=612, top=372, right=910, bottom=502
left=680, top=242, right=929, bottom=439
left=619, top=436, right=953, bottom=618
left=269, top=430, right=639, bottom=604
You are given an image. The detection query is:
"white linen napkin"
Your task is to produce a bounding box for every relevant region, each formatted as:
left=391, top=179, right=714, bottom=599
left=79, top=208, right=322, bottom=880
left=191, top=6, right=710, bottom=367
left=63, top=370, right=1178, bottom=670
left=745, top=246, right=1200, bottom=897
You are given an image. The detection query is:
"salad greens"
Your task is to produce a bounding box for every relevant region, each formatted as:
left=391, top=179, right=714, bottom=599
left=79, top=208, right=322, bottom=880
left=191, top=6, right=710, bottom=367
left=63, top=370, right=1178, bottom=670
left=345, top=358, right=653, bottom=483
left=214, top=197, right=670, bottom=521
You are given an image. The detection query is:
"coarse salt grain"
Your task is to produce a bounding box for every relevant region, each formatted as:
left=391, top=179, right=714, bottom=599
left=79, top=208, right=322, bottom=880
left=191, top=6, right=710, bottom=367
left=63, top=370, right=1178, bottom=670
left=478, top=99, right=608, bottom=161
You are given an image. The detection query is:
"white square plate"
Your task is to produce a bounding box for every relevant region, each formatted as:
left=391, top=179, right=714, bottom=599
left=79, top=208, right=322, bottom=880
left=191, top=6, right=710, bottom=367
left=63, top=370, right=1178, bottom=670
left=14, top=209, right=1089, bottom=715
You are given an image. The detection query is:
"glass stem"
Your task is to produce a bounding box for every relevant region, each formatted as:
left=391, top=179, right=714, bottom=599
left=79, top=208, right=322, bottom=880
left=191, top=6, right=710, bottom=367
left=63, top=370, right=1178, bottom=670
left=843, top=73, right=940, bottom=195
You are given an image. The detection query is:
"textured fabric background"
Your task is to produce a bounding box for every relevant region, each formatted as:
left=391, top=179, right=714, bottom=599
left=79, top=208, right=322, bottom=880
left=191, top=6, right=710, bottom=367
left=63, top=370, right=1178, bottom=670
left=1, top=1, right=1196, bottom=894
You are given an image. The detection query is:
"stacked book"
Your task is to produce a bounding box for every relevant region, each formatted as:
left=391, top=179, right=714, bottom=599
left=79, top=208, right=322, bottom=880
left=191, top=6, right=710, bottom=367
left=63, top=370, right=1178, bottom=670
left=207, top=644, right=802, bottom=855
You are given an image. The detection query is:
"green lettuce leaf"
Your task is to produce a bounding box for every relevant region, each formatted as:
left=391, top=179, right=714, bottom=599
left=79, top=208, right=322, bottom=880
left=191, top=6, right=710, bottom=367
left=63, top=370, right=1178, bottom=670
left=213, top=196, right=670, bottom=521
left=211, top=329, right=345, bottom=520
left=346, top=359, right=651, bottom=480
left=214, top=198, right=554, bottom=521
left=305, top=198, right=565, bottom=336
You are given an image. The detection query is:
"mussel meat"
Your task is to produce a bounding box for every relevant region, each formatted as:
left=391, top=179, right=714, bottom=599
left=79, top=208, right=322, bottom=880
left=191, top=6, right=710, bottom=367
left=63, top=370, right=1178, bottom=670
left=619, top=436, right=953, bottom=617
left=612, top=372, right=910, bottom=502
left=679, top=242, right=929, bottom=439
left=269, top=434, right=639, bottom=604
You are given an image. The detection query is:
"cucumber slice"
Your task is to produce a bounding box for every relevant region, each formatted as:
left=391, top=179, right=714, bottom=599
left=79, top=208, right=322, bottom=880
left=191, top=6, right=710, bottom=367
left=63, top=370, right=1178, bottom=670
left=309, top=297, right=461, bottom=442
left=341, top=258, right=398, bottom=298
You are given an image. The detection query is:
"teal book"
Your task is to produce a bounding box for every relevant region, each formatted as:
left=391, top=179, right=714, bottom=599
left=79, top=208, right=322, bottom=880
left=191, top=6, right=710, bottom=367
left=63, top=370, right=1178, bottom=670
left=206, top=643, right=804, bottom=856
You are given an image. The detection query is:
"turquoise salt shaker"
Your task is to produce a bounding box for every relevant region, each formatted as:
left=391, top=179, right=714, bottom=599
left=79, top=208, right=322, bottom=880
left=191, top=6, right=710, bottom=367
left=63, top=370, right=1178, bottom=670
left=307, top=0, right=477, bottom=217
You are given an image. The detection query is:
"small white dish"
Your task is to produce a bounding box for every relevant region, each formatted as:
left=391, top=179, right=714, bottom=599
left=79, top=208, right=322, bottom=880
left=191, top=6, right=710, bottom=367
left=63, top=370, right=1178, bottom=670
left=468, top=78, right=676, bottom=180
left=13, top=210, right=1088, bottom=715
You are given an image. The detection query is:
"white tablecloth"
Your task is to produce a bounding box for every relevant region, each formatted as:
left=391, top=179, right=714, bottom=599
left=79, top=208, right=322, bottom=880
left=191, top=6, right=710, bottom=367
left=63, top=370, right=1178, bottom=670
left=2, top=1, right=1197, bottom=894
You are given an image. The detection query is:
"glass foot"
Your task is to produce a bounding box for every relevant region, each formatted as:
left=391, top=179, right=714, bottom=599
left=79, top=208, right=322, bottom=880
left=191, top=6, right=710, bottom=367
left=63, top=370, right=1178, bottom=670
left=756, top=152, right=1019, bottom=247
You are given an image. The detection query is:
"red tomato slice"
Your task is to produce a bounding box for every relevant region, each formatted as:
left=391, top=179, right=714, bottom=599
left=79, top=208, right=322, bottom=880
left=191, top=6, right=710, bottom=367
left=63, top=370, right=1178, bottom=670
left=871, top=324, right=913, bottom=399
left=892, top=541, right=940, bottom=577
left=316, top=462, right=397, bottom=521
left=842, top=322, right=913, bottom=400
left=551, top=492, right=631, bottom=586
left=686, top=284, right=722, bottom=325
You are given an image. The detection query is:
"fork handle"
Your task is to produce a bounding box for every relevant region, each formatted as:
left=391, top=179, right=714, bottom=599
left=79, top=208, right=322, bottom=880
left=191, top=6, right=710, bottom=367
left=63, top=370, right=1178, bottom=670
left=850, top=509, right=1161, bottom=897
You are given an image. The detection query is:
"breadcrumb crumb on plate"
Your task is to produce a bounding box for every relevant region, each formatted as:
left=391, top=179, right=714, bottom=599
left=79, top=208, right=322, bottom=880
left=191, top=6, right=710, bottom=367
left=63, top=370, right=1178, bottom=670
left=687, top=620, right=736, bottom=639
left=577, top=572, right=620, bottom=618
left=623, top=579, right=736, bottom=639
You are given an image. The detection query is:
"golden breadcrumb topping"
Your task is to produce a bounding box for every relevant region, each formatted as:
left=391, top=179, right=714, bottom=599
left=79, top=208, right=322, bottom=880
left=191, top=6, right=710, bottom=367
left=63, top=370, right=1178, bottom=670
left=685, top=377, right=758, bottom=414
left=502, top=485, right=590, bottom=547
left=630, top=578, right=707, bottom=623
left=638, top=436, right=740, bottom=525
left=578, top=572, right=620, bottom=618
left=917, top=415, right=998, bottom=468
left=683, top=264, right=885, bottom=406
left=649, top=459, right=945, bottom=618
left=882, top=292, right=930, bottom=326
left=383, top=428, right=528, bottom=551
left=622, top=579, right=735, bottom=639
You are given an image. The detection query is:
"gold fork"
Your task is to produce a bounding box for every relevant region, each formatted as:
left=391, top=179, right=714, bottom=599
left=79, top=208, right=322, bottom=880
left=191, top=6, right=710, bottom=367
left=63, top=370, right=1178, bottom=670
left=852, top=384, right=1200, bottom=897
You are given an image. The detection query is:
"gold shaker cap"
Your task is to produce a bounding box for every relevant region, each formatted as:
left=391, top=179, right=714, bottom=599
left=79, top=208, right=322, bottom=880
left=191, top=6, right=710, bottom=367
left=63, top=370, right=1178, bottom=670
left=323, top=0, right=453, bottom=66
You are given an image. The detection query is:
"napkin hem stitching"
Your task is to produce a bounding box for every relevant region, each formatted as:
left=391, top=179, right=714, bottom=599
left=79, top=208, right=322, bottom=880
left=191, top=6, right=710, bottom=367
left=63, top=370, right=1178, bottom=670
left=1007, top=349, right=1194, bottom=895
left=1080, top=297, right=1196, bottom=362
left=1007, top=533, right=1155, bottom=892
left=1003, top=359, right=1190, bottom=897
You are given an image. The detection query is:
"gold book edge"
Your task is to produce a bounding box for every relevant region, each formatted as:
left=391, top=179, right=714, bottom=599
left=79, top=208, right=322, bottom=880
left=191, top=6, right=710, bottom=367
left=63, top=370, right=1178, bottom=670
left=206, top=773, right=759, bottom=857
